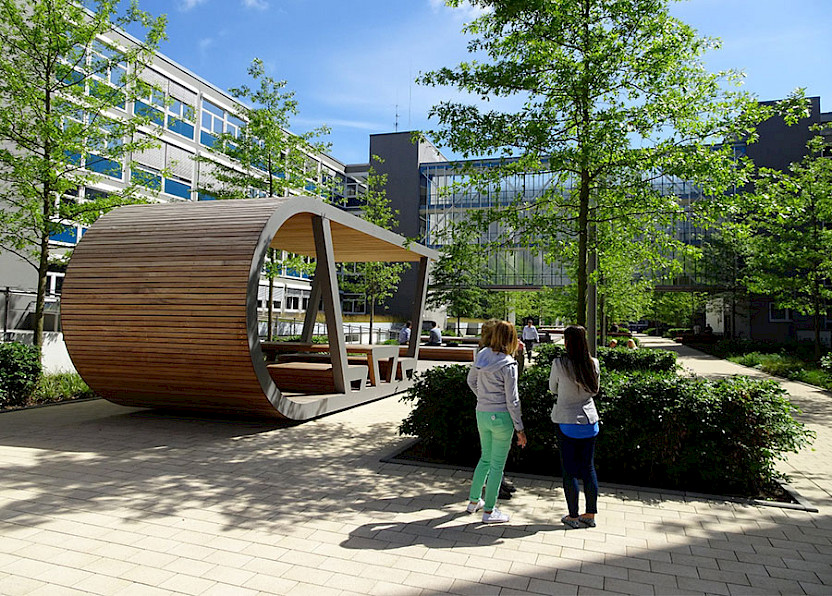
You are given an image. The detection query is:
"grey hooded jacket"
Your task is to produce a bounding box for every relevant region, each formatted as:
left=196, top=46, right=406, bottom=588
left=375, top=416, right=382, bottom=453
left=467, top=348, right=524, bottom=431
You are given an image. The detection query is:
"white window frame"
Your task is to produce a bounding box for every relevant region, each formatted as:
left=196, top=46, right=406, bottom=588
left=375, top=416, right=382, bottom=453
left=769, top=303, right=792, bottom=323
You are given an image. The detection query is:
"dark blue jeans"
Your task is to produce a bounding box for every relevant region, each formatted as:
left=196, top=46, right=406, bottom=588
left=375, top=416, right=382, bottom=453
left=556, top=426, right=598, bottom=517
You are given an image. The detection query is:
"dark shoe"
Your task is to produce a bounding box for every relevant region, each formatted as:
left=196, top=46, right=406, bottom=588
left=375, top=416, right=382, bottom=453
left=578, top=515, right=597, bottom=528
left=498, top=487, right=512, bottom=500
left=501, top=478, right=517, bottom=493
left=561, top=515, right=581, bottom=529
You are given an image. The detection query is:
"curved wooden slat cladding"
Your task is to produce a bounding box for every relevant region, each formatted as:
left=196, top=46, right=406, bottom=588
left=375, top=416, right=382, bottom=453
left=61, top=197, right=438, bottom=420
left=62, top=199, right=279, bottom=417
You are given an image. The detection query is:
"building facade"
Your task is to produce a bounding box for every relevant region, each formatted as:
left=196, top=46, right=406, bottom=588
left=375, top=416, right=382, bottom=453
left=0, top=20, right=368, bottom=345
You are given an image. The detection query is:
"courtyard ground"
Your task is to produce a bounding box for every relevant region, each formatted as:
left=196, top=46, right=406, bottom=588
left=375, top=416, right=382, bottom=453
left=0, top=338, right=830, bottom=595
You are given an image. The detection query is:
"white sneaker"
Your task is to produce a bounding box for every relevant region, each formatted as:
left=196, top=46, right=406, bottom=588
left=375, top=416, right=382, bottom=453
left=482, top=509, right=510, bottom=524
left=466, top=498, right=485, bottom=514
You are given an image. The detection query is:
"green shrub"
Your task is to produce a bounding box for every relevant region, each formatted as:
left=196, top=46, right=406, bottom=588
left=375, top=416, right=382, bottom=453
left=598, top=346, right=677, bottom=373
left=0, top=342, right=41, bottom=408
left=644, top=327, right=658, bottom=336
left=534, top=343, right=676, bottom=373
left=663, top=327, right=691, bottom=338
left=277, top=335, right=329, bottom=344
left=399, top=359, right=813, bottom=495
left=532, top=343, right=566, bottom=366
left=704, top=338, right=817, bottom=361
left=399, top=364, right=479, bottom=462
left=597, top=372, right=814, bottom=494
left=30, top=372, right=95, bottom=405
left=729, top=352, right=762, bottom=368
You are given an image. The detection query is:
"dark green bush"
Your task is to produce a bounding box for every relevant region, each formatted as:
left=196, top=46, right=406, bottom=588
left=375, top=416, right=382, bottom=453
left=0, top=342, right=41, bottom=408
left=31, top=372, right=95, bottom=405
left=597, top=371, right=814, bottom=494
left=532, top=343, right=566, bottom=366
left=399, top=355, right=813, bottom=495
left=703, top=338, right=816, bottom=361
left=598, top=346, right=677, bottom=373
left=663, top=327, right=692, bottom=338
left=534, top=343, right=676, bottom=373
left=399, top=364, right=479, bottom=462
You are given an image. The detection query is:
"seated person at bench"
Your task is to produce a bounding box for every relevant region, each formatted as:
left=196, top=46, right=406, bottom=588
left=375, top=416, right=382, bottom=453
left=427, top=322, right=442, bottom=346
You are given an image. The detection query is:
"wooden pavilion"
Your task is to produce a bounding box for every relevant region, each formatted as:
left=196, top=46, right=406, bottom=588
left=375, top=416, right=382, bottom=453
left=61, top=197, right=438, bottom=420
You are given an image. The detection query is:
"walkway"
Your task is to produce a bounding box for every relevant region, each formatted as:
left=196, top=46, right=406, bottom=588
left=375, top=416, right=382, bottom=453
left=0, top=346, right=830, bottom=595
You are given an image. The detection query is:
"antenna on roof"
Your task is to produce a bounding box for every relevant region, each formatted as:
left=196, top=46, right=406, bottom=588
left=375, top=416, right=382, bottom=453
left=394, top=104, right=400, bottom=132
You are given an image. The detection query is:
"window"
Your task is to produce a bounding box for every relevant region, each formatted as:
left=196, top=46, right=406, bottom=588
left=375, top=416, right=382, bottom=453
left=49, top=224, right=78, bottom=245
left=46, top=271, right=65, bottom=296
left=86, top=119, right=123, bottom=179
left=342, top=294, right=365, bottom=315
left=132, top=139, right=194, bottom=200
left=134, top=72, right=197, bottom=139
left=87, top=40, right=126, bottom=108
left=200, top=99, right=244, bottom=147
left=166, top=81, right=197, bottom=139
left=769, top=304, right=792, bottom=322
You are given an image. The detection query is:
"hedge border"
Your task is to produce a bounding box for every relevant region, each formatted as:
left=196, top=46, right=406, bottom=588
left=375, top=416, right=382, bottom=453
left=381, top=437, right=817, bottom=512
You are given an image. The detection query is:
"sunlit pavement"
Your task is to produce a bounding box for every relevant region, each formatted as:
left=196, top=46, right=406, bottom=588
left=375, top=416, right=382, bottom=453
left=0, top=350, right=830, bottom=595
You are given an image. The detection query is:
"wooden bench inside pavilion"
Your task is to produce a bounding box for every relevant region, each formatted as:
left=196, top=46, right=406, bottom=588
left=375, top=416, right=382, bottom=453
left=61, top=197, right=438, bottom=420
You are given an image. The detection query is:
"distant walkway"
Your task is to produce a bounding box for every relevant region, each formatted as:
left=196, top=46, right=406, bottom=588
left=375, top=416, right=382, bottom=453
left=0, top=353, right=830, bottom=594
left=640, top=335, right=832, bottom=510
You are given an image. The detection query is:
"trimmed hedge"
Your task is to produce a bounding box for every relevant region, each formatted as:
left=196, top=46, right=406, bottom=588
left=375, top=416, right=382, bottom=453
left=597, top=371, right=812, bottom=494
left=0, top=342, right=41, bottom=408
left=399, top=355, right=813, bottom=495
left=534, top=342, right=677, bottom=373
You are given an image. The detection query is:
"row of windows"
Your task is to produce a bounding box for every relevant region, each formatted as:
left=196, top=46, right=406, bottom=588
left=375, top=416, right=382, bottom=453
left=64, top=38, right=366, bottom=204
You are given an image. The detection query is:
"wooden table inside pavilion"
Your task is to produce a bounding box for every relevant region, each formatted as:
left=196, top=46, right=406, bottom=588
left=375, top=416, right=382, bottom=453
left=260, top=341, right=400, bottom=387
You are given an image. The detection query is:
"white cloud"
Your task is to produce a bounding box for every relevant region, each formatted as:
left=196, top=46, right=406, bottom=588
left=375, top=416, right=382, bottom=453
left=178, top=0, right=208, bottom=11
left=198, top=37, right=214, bottom=55
left=428, top=0, right=487, bottom=20
left=242, top=0, right=269, bottom=9
left=294, top=117, right=382, bottom=132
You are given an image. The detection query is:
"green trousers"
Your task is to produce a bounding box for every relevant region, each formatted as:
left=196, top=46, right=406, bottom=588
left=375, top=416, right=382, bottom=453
left=469, top=411, right=514, bottom=510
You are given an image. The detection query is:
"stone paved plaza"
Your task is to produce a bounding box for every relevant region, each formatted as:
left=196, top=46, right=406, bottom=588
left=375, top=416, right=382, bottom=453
left=0, top=338, right=830, bottom=595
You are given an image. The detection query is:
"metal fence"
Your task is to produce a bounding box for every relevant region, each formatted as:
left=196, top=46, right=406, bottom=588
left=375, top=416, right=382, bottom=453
left=1, top=288, right=61, bottom=341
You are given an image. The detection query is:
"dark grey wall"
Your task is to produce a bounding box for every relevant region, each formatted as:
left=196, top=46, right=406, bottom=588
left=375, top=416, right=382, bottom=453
left=746, top=96, right=821, bottom=171
left=369, top=132, right=445, bottom=321
left=370, top=132, right=422, bottom=239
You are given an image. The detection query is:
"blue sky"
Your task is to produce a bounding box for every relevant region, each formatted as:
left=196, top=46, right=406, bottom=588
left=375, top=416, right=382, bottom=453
left=131, top=0, right=832, bottom=165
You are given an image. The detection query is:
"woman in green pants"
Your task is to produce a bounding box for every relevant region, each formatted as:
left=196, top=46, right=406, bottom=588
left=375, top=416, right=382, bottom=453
left=466, top=320, right=526, bottom=524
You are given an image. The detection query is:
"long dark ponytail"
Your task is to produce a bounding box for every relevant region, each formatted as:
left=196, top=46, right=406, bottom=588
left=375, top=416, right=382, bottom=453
left=562, top=325, right=599, bottom=394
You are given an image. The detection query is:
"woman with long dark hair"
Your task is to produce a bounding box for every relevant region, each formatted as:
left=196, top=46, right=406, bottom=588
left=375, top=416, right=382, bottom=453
left=549, top=325, right=600, bottom=528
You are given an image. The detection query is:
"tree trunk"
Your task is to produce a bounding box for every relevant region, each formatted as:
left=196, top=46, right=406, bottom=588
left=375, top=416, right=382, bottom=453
left=369, top=296, right=375, bottom=343
left=267, top=249, right=275, bottom=341
left=577, top=172, right=590, bottom=327
left=33, top=226, right=49, bottom=353
left=813, top=280, right=821, bottom=360
left=599, top=292, right=606, bottom=348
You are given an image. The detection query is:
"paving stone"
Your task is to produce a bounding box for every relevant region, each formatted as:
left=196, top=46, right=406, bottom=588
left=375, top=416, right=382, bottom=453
left=1, top=353, right=832, bottom=596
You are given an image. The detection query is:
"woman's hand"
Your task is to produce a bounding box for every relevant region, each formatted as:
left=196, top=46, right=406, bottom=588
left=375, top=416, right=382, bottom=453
left=516, top=430, right=527, bottom=448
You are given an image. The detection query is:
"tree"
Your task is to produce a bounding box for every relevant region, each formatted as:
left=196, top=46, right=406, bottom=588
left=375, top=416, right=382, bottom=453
left=0, top=0, right=166, bottom=353
left=740, top=134, right=832, bottom=357
left=196, top=58, right=329, bottom=339
left=342, top=158, right=409, bottom=341
left=427, top=225, right=489, bottom=335
left=419, top=0, right=803, bottom=339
